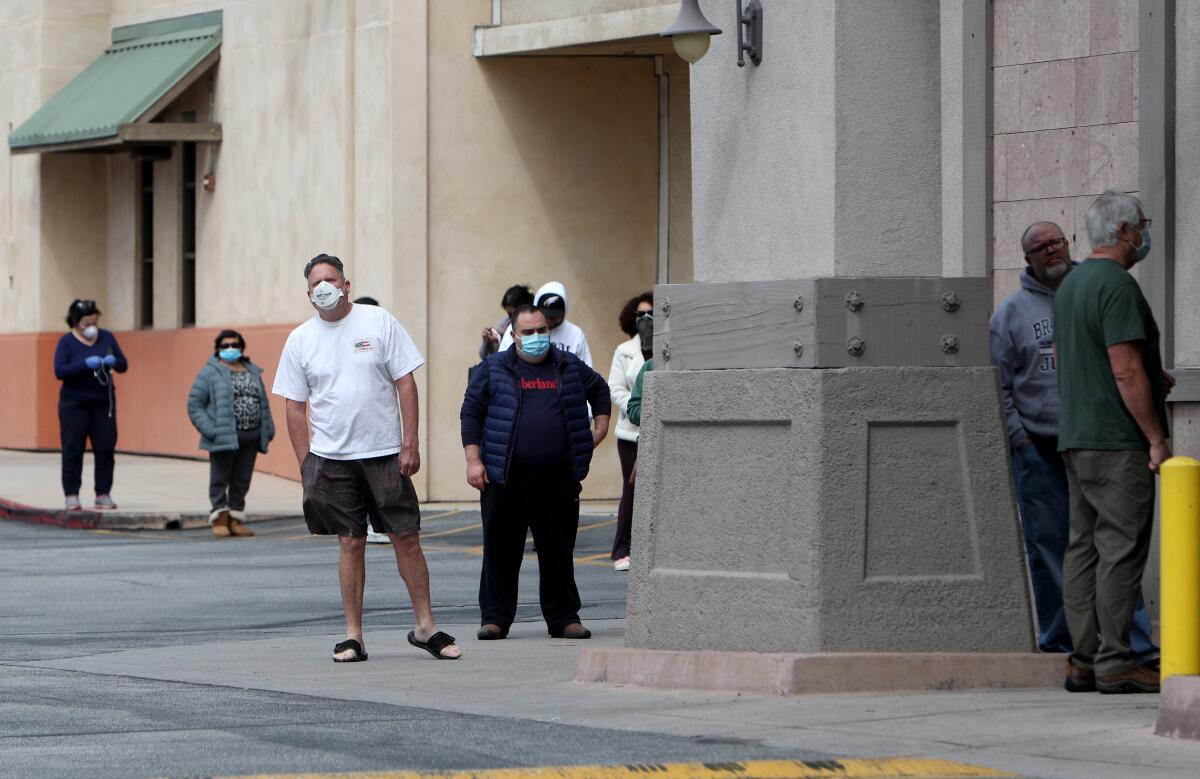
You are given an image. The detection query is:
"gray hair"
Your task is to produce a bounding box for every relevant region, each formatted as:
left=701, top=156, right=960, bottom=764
left=303, top=253, right=344, bottom=282
left=1020, top=222, right=1064, bottom=254
left=1085, top=190, right=1143, bottom=249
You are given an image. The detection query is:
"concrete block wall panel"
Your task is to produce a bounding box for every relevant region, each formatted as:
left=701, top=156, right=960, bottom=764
left=1176, top=3, right=1200, bottom=367
left=626, top=367, right=1035, bottom=654
left=991, top=0, right=1139, bottom=306
left=815, top=367, right=1033, bottom=653
left=625, top=369, right=824, bottom=653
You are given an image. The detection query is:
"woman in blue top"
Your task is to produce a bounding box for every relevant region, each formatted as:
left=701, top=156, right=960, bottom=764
left=53, top=299, right=128, bottom=510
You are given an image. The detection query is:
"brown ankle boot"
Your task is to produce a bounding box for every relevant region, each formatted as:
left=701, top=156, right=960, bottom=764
left=228, top=518, right=255, bottom=537
left=211, top=509, right=231, bottom=538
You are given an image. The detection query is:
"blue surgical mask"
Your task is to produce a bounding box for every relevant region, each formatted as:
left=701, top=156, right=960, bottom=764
left=1136, top=228, right=1152, bottom=261
left=518, top=332, right=550, bottom=358
left=219, top=348, right=242, bottom=362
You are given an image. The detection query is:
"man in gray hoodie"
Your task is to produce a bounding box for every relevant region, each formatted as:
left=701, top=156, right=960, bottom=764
left=990, top=221, right=1157, bottom=668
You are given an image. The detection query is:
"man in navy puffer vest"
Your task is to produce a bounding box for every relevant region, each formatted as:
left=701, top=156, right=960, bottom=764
left=461, top=305, right=611, bottom=641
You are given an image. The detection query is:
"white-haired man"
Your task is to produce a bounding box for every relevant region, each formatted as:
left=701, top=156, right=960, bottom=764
left=1054, top=191, right=1173, bottom=694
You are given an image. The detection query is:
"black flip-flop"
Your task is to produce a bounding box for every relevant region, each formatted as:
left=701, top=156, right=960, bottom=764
left=333, top=638, right=368, bottom=663
left=407, top=630, right=460, bottom=660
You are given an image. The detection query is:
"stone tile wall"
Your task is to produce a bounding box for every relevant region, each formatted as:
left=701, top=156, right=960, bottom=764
left=992, top=0, right=1139, bottom=304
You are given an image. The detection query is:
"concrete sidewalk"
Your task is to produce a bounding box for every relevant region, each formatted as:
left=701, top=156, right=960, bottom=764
left=0, top=448, right=304, bottom=529
left=0, top=449, right=616, bottom=529
left=28, top=617, right=1200, bottom=779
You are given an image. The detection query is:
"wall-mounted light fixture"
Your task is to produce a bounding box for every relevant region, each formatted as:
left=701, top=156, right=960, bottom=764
left=737, top=0, right=763, bottom=67
left=660, top=0, right=722, bottom=65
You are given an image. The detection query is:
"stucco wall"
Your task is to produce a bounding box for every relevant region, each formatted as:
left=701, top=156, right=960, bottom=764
left=427, top=0, right=660, bottom=500
left=690, top=0, right=944, bottom=283
left=0, top=0, right=112, bottom=336
left=500, top=0, right=678, bottom=26
left=1, top=0, right=679, bottom=501
left=991, top=0, right=1139, bottom=304
left=1176, top=2, right=1200, bottom=367
left=689, top=0, right=836, bottom=282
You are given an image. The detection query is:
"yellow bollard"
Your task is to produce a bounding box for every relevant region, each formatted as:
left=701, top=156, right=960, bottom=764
left=1161, top=456, right=1200, bottom=680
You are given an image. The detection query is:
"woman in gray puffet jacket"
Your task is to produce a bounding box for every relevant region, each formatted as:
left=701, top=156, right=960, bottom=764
left=186, top=329, right=275, bottom=538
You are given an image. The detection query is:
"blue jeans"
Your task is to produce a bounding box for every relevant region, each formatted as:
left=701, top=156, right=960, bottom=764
left=1011, top=438, right=1158, bottom=661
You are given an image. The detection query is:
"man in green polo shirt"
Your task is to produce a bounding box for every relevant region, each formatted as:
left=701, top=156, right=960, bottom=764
left=1054, top=189, right=1174, bottom=695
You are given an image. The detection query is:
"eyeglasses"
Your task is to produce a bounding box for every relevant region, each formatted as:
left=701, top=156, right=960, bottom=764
left=1028, top=237, right=1068, bottom=255
left=218, top=342, right=241, bottom=349
left=1140, top=218, right=1153, bottom=229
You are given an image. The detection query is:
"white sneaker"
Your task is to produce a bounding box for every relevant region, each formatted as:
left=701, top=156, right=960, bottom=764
left=614, top=557, right=631, bottom=572
left=365, top=528, right=390, bottom=544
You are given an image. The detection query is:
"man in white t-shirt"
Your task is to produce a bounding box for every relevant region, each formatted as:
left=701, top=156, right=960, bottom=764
left=497, top=281, right=592, bottom=367
left=273, top=254, right=461, bottom=663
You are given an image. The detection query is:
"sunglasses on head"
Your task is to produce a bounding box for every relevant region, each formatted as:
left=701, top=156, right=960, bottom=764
left=73, top=299, right=97, bottom=310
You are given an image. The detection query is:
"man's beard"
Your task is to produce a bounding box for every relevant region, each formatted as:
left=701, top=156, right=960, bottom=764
left=1039, top=261, right=1070, bottom=283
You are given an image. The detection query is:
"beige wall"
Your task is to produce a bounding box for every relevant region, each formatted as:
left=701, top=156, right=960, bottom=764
left=0, top=0, right=687, bottom=501
left=665, top=54, right=692, bottom=283
left=500, top=0, right=678, bottom=26
left=992, top=0, right=1139, bottom=305
left=38, top=155, right=110, bottom=328
left=0, top=0, right=111, bottom=335
left=428, top=0, right=661, bottom=500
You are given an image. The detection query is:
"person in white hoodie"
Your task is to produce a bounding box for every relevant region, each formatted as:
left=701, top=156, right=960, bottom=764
left=498, top=281, right=592, bottom=367
left=607, top=292, right=653, bottom=571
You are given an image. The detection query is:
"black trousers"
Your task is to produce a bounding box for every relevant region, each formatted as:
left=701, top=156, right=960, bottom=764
left=59, top=397, right=117, bottom=496
left=479, top=463, right=582, bottom=632
left=611, top=438, right=637, bottom=560
left=209, top=429, right=261, bottom=512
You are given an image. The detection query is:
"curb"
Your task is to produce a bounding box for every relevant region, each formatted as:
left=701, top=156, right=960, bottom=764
left=0, top=498, right=295, bottom=531
left=578, top=648, right=1065, bottom=695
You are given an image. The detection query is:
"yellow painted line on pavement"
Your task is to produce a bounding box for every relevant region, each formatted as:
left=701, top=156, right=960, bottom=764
left=422, top=523, right=482, bottom=539
left=220, top=757, right=1018, bottom=779
left=423, top=517, right=615, bottom=540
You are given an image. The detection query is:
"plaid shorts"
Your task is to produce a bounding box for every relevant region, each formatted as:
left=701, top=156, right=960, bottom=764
left=300, top=453, right=421, bottom=538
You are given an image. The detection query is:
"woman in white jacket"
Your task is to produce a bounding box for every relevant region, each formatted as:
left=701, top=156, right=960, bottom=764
left=607, top=291, right=653, bottom=571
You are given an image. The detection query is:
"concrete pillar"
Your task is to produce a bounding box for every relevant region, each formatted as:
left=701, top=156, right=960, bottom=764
left=623, top=1, right=1035, bottom=660
left=106, top=157, right=138, bottom=333
left=152, top=154, right=182, bottom=330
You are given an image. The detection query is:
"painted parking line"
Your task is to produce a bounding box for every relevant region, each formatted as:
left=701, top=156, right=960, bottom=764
left=221, top=757, right=1018, bottom=779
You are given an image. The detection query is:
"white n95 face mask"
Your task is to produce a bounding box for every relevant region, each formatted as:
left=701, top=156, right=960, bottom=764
left=310, top=280, right=344, bottom=310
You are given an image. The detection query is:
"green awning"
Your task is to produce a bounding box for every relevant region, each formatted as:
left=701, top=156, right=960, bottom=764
left=9, top=12, right=222, bottom=153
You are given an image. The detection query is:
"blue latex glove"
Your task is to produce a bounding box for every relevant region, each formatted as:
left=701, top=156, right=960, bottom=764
left=85, top=355, right=102, bottom=369
left=102, top=355, right=116, bottom=367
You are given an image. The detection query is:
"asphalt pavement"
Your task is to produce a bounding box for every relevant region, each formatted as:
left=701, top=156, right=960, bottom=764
left=3, top=478, right=1200, bottom=778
